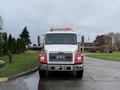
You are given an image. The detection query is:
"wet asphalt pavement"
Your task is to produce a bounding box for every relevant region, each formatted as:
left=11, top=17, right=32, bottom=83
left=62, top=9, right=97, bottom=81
left=0, top=57, right=120, bottom=90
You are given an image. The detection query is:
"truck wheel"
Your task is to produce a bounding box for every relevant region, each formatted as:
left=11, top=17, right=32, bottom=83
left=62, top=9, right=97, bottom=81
left=39, top=69, right=46, bottom=78
left=76, top=69, right=83, bottom=79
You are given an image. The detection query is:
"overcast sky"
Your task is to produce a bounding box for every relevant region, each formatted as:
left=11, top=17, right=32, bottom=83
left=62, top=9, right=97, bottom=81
left=0, top=0, right=120, bottom=43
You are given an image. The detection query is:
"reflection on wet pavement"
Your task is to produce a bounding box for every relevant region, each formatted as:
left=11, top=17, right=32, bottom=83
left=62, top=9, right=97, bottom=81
left=38, top=71, right=102, bottom=90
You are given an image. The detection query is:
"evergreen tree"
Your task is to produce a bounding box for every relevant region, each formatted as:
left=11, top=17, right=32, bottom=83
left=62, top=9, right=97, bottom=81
left=20, top=26, right=31, bottom=45
left=0, top=32, right=5, bottom=55
left=10, top=37, right=15, bottom=53
left=17, top=38, right=21, bottom=53
left=21, top=38, right=26, bottom=52
left=20, top=38, right=24, bottom=52
left=17, top=38, right=26, bottom=53
left=8, top=34, right=13, bottom=53
left=2, top=32, right=8, bottom=54
left=12, top=38, right=17, bottom=53
left=1, top=32, right=27, bottom=54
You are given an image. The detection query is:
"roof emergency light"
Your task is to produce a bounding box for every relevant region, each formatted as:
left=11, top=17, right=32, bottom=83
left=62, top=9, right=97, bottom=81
left=50, top=28, right=73, bottom=32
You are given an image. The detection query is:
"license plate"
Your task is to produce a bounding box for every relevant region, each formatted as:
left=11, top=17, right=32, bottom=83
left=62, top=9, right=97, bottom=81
left=55, top=66, right=60, bottom=70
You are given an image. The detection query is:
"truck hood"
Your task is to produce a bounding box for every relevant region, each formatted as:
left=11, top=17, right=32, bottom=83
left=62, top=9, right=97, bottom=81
left=45, top=45, right=77, bottom=52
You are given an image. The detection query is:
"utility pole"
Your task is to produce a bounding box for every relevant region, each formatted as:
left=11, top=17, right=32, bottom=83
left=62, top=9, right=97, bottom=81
left=38, top=35, right=41, bottom=46
left=81, top=36, right=85, bottom=52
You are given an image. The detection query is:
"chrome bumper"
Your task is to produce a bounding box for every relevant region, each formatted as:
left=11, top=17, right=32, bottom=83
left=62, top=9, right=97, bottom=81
left=39, top=64, right=83, bottom=71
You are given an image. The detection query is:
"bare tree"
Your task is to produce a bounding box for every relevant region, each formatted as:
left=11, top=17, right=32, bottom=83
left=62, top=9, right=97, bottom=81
left=108, top=32, right=120, bottom=51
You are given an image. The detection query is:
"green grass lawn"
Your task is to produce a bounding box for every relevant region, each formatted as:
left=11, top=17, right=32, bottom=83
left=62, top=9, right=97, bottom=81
left=0, top=51, right=40, bottom=77
left=86, top=52, right=120, bottom=61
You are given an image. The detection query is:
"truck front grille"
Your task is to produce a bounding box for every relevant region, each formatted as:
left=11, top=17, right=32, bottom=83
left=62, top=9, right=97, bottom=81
left=49, top=53, right=73, bottom=62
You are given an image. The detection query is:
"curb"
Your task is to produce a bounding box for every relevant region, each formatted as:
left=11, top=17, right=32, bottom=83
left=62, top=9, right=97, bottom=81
left=0, top=66, right=39, bottom=83
left=0, top=77, right=8, bottom=82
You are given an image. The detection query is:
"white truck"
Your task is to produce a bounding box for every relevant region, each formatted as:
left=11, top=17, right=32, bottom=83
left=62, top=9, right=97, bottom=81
left=38, top=28, right=84, bottom=78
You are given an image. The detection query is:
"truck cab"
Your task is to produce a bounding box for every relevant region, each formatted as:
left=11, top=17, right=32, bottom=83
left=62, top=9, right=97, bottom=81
left=38, top=28, right=84, bottom=78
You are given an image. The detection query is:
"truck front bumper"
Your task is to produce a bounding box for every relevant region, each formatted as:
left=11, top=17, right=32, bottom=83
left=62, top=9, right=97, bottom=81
left=39, top=64, right=83, bottom=71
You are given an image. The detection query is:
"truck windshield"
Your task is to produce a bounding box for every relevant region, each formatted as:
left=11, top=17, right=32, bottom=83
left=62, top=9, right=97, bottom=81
left=45, top=34, right=77, bottom=45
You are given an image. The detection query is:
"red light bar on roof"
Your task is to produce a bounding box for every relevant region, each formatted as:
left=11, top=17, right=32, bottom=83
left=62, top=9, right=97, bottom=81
left=50, top=28, right=72, bottom=31
left=64, top=28, right=72, bottom=30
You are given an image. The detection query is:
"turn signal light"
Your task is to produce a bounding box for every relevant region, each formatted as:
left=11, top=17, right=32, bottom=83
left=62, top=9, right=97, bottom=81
left=74, top=51, right=83, bottom=64
left=38, top=51, right=47, bottom=64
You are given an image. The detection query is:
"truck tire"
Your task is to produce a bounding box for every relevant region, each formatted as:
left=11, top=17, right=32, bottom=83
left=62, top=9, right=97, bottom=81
left=76, top=69, right=83, bottom=79
left=39, top=69, right=46, bottom=78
